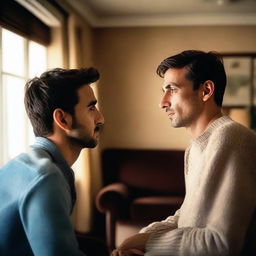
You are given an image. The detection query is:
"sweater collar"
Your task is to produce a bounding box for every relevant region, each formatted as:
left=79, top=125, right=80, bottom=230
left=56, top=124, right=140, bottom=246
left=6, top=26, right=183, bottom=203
left=192, top=116, right=233, bottom=148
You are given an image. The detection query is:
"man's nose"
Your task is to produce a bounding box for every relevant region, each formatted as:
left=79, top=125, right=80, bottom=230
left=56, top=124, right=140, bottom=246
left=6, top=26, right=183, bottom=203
left=97, top=110, right=105, bottom=125
left=159, top=92, right=171, bottom=109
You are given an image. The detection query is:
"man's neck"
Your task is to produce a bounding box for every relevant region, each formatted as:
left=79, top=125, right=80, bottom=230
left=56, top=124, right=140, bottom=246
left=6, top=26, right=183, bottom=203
left=46, top=135, right=81, bottom=167
left=187, top=110, right=223, bottom=138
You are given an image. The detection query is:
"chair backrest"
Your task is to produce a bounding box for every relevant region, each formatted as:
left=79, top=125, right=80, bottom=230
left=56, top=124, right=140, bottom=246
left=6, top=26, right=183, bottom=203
left=102, top=149, right=185, bottom=196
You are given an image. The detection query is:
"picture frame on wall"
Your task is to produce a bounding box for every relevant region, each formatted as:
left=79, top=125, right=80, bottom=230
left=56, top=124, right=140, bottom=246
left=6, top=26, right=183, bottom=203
left=222, top=56, right=252, bottom=107
left=221, top=53, right=256, bottom=130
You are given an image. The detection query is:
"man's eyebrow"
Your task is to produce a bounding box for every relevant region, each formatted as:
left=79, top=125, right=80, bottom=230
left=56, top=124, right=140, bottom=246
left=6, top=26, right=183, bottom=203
left=162, top=83, right=180, bottom=92
left=87, top=100, right=97, bottom=107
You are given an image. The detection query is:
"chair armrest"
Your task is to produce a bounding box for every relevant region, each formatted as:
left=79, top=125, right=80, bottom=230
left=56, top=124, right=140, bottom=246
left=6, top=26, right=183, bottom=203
left=96, top=183, right=130, bottom=250
left=95, top=182, right=130, bottom=214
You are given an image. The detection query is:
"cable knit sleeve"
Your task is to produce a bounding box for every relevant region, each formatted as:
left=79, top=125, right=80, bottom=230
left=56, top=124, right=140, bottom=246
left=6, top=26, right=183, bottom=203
left=139, top=209, right=180, bottom=234
left=143, top=120, right=256, bottom=256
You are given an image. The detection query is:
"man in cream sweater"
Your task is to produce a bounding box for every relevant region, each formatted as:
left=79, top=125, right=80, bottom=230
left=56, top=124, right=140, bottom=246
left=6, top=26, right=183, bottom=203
left=112, top=50, right=256, bottom=256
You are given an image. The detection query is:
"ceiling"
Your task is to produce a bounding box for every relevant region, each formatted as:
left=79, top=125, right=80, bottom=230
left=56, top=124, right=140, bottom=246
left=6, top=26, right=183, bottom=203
left=64, top=0, right=256, bottom=27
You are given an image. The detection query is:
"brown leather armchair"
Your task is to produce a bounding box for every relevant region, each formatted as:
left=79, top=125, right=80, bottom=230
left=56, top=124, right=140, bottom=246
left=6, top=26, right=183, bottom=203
left=95, top=149, right=185, bottom=250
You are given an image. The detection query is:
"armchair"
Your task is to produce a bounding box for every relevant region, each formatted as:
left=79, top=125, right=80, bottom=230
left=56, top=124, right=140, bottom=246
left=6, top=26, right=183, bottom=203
left=95, top=149, right=185, bottom=250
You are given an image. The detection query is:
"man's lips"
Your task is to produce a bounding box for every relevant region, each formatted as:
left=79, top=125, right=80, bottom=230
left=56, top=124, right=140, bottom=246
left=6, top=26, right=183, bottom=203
left=167, top=111, right=175, bottom=118
left=94, top=123, right=104, bottom=133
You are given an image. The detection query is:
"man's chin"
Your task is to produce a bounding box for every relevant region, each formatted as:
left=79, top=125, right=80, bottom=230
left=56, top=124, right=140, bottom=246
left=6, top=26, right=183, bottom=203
left=170, top=119, right=182, bottom=128
left=86, top=140, right=98, bottom=148
left=70, top=137, right=98, bottom=149
left=83, top=139, right=98, bottom=148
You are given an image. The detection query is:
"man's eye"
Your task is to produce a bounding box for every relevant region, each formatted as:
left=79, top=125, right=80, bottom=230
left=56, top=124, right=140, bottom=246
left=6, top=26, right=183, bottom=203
left=162, top=87, right=177, bottom=94
left=89, top=106, right=96, bottom=111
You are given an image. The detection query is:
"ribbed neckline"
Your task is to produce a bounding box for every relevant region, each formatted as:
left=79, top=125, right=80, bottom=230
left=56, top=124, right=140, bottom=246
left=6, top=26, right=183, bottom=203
left=192, top=115, right=232, bottom=146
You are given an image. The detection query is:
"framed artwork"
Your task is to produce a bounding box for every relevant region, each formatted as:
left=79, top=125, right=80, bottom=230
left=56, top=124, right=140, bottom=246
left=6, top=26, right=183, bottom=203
left=222, top=56, right=252, bottom=107
left=221, top=53, right=256, bottom=130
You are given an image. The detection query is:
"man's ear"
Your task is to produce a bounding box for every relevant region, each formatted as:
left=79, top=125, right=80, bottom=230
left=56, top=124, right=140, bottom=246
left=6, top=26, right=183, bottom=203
left=53, top=108, right=72, bottom=132
left=201, top=80, right=214, bottom=102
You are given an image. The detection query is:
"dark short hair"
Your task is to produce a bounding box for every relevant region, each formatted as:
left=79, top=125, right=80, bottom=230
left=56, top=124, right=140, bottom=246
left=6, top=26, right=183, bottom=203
left=24, top=67, right=100, bottom=137
left=157, top=50, right=227, bottom=106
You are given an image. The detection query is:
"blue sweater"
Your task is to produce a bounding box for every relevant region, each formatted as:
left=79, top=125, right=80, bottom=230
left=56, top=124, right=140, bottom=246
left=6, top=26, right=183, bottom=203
left=0, top=137, right=86, bottom=256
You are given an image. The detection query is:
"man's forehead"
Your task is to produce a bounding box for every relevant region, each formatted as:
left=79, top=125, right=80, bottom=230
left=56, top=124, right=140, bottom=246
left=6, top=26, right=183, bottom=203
left=78, top=84, right=93, bottom=94
left=78, top=84, right=97, bottom=102
left=163, top=68, right=188, bottom=82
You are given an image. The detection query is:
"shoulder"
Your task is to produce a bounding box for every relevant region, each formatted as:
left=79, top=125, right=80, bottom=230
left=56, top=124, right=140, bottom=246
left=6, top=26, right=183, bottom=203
left=201, top=118, right=256, bottom=180
left=0, top=148, right=68, bottom=198
left=209, top=117, right=256, bottom=149
left=17, top=150, right=72, bottom=212
left=19, top=169, right=71, bottom=212
left=10, top=147, right=60, bottom=177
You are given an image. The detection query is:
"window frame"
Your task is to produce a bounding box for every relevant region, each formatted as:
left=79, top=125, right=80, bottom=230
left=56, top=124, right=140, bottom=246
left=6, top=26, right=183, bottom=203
left=0, top=27, right=47, bottom=166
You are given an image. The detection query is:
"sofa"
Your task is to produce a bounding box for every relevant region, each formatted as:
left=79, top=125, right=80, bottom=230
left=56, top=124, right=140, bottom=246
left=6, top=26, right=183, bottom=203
left=95, top=148, right=185, bottom=250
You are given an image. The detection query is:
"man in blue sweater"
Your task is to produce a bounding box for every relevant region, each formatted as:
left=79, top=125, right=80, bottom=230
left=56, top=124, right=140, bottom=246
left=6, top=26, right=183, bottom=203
left=0, top=68, right=105, bottom=255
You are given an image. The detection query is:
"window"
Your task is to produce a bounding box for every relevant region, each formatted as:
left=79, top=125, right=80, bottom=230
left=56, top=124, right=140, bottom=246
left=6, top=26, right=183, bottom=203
left=0, top=28, right=47, bottom=166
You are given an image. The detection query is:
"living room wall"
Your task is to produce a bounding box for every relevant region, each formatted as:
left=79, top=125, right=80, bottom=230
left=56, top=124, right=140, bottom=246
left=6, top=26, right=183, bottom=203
left=94, top=25, right=256, bottom=151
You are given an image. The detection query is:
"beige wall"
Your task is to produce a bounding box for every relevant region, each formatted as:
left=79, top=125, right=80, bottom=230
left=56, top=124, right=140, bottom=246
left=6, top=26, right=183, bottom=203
left=94, top=26, right=256, bottom=151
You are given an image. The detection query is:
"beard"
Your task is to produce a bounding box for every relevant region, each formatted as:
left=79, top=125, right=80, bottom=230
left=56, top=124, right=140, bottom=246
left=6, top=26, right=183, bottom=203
left=171, top=115, right=193, bottom=128
left=171, top=109, right=201, bottom=128
left=69, top=135, right=98, bottom=148
left=169, top=98, right=202, bottom=128
left=69, top=116, right=102, bottom=149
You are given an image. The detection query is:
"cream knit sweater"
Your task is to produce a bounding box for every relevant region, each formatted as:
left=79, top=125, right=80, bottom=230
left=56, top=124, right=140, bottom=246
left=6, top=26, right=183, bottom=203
left=140, top=116, right=256, bottom=256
